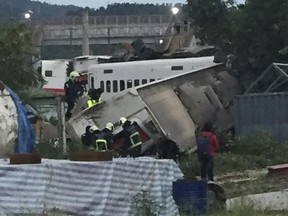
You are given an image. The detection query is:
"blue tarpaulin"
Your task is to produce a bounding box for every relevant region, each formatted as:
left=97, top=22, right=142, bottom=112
left=6, top=87, right=35, bottom=153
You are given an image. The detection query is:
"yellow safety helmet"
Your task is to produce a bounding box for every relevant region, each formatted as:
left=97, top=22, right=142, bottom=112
left=89, top=125, right=99, bottom=133
left=119, top=117, right=127, bottom=125
left=69, top=71, right=80, bottom=80
left=106, top=122, right=114, bottom=132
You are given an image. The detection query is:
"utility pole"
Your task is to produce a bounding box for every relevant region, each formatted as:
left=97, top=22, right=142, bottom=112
left=82, top=8, right=89, bottom=56
left=57, top=95, right=66, bottom=155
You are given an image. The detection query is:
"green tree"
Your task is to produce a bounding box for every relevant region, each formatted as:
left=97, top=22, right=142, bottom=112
left=231, top=0, right=288, bottom=84
left=186, top=0, right=288, bottom=87
left=186, top=0, right=234, bottom=46
left=0, top=23, right=44, bottom=92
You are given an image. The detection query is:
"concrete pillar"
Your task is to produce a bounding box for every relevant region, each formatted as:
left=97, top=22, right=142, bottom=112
left=82, top=9, right=89, bottom=56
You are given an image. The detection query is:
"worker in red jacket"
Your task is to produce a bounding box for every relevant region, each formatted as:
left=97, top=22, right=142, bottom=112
left=197, top=122, right=219, bottom=181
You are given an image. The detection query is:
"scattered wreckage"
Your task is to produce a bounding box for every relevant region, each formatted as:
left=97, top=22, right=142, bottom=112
left=67, top=64, right=242, bottom=158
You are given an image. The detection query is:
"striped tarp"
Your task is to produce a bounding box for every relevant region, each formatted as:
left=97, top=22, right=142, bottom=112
left=0, top=157, right=183, bottom=215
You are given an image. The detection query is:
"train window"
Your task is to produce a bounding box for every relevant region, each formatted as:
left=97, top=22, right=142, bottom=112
left=45, top=70, right=52, bottom=77
left=134, top=79, right=140, bottom=86
left=149, top=79, right=155, bottom=82
left=100, top=81, right=104, bottom=90
left=120, top=80, right=125, bottom=91
left=90, top=77, right=94, bottom=89
left=171, top=66, right=183, bottom=71
left=127, top=80, right=132, bottom=88
left=104, top=69, right=113, bottom=74
left=106, top=81, right=111, bottom=92
left=142, top=79, right=147, bottom=84
left=113, top=80, right=118, bottom=92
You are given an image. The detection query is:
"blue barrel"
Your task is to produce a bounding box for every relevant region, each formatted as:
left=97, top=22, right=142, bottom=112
left=173, top=180, right=208, bottom=215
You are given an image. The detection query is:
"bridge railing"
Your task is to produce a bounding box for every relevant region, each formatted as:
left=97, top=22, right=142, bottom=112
left=31, top=15, right=171, bottom=26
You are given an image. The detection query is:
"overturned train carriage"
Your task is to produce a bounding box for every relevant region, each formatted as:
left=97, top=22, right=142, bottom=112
left=66, top=64, right=242, bottom=156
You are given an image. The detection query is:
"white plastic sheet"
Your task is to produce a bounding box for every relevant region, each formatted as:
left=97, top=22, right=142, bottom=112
left=0, top=157, right=183, bottom=215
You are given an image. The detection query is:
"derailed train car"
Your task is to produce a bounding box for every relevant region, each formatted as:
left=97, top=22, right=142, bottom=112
left=66, top=64, right=242, bottom=157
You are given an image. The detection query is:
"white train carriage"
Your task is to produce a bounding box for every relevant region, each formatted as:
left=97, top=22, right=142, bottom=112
left=87, top=56, right=217, bottom=99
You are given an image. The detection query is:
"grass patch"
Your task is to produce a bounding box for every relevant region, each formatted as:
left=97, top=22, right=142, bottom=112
left=178, top=152, right=271, bottom=179
left=221, top=176, right=288, bottom=198
left=36, top=139, right=84, bottom=159
left=178, top=132, right=288, bottom=178
left=179, top=201, right=288, bottom=216
left=208, top=207, right=288, bottom=216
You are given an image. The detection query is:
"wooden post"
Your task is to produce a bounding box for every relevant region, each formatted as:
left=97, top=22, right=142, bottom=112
left=57, top=95, right=67, bottom=154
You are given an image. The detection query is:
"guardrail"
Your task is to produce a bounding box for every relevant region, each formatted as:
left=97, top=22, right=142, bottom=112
left=30, top=15, right=171, bottom=26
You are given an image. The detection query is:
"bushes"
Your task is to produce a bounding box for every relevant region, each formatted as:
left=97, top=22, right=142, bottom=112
left=178, top=132, right=288, bottom=177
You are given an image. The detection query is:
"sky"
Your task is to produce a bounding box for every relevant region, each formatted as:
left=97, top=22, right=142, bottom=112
left=37, top=0, right=244, bottom=9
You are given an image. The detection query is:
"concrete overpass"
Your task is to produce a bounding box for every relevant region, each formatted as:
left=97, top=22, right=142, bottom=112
left=32, top=15, right=172, bottom=47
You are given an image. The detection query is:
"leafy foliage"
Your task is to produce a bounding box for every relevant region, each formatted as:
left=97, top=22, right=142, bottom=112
left=132, top=190, right=161, bottom=216
left=0, top=23, right=44, bottom=92
left=178, top=132, right=288, bottom=178
left=186, top=0, right=288, bottom=86
left=0, top=0, right=81, bottom=23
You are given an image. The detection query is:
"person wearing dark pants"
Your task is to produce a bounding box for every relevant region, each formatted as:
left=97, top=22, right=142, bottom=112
left=207, top=156, right=214, bottom=181
left=200, top=155, right=209, bottom=180
left=119, top=117, right=143, bottom=158
left=197, top=122, right=219, bottom=181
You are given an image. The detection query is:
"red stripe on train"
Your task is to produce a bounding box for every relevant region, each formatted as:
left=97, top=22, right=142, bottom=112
left=44, top=88, right=65, bottom=93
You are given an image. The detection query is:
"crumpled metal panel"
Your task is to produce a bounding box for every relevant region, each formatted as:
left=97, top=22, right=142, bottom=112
left=67, top=90, right=147, bottom=139
left=0, top=89, right=18, bottom=158
left=137, top=64, right=243, bottom=150
left=140, top=88, right=197, bottom=151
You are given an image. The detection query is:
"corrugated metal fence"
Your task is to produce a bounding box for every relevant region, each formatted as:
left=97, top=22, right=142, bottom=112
left=234, top=93, right=288, bottom=142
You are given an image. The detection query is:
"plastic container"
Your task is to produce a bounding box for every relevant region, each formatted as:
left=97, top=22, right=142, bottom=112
left=173, top=179, right=208, bottom=215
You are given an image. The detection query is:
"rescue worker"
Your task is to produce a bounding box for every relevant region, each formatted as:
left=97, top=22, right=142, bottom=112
left=95, top=131, right=109, bottom=152
left=64, top=71, right=87, bottom=120
left=101, top=122, right=114, bottom=150
left=87, top=88, right=104, bottom=108
left=89, top=125, right=102, bottom=150
left=119, top=117, right=142, bottom=157
left=64, top=71, right=76, bottom=119
left=81, top=125, right=93, bottom=149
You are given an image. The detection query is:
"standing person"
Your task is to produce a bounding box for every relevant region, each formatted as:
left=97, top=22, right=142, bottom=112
left=64, top=71, right=86, bottom=120
left=89, top=125, right=101, bottom=150
left=64, top=72, right=75, bottom=119
left=197, top=122, right=219, bottom=181
left=81, top=125, right=93, bottom=149
left=119, top=117, right=142, bottom=158
left=101, top=122, right=114, bottom=150
left=87, top=88, right=104, bottom=108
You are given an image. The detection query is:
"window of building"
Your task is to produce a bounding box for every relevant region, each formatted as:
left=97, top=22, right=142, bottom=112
left=127, top=80, right=132, bottom=88
left=142, top=79, right=147, bottom=84
left=149, top=79, right=155, bottom=82
left=100, top=81, right=104, bottom=90
left=104, top=69, right=113, bottom=74
left=113, top=80, right=118, bottom=93
left=134, top=79, right=140, bottom=86
left=90, top=77, right=94, bottom=89
left=45, top=70, right=52, bottom=77
left=171, top=66, right=183, bottom=71
left=120, top=80, right=125, bottom=91
left=106, top=81, right=111, bottom=92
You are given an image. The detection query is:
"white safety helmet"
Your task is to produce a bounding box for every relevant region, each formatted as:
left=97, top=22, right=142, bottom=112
left=89, top=125, right=99, bottom=133
left=106, top=122, right=114, bottom=132
left=69, top=71, right=80, bottom=80
left=119, top=117, right=127, bottom=125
